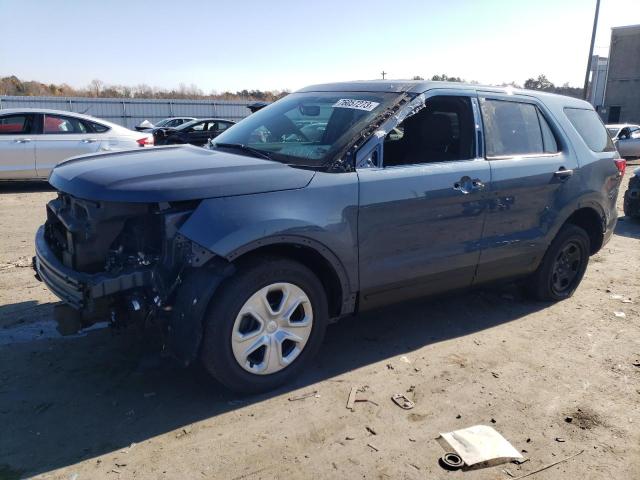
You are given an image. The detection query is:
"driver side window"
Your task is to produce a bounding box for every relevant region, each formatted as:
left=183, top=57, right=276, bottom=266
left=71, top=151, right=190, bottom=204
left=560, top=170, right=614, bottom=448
left=383, top=96, right=475, bottom=167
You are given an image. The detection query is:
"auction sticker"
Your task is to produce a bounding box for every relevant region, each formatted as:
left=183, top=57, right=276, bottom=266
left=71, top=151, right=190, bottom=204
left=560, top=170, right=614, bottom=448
left=332, top=99, right=380, bottom=111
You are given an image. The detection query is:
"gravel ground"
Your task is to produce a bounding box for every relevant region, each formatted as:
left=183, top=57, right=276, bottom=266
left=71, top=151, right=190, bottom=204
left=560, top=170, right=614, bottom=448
left=0, top=174, right=638, bottom=480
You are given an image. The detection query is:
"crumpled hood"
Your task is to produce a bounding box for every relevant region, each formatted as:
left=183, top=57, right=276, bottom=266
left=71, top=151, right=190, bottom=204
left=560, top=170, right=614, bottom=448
left=49, top=145, right=316, bottom=202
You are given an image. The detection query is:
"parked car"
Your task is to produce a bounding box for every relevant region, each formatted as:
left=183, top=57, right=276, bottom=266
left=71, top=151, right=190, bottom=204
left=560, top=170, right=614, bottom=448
left=623, top=167, right=640, bottom=218
left=34, top=81, right=624, bottom=393
left=0, top=108, right=153, bottom=180
left=606, top=123, right=640, bottom=159
left=153, top=118, right=235, bottom=146
left=135, top=117, right=196, bottom=131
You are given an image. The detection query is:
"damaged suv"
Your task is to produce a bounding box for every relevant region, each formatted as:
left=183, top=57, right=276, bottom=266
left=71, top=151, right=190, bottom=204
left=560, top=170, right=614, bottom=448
left=34, top=81, right=624, bottom=393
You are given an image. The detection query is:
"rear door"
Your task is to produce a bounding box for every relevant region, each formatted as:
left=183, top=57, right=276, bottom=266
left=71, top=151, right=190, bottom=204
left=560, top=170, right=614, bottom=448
left=474, top=93, right=579, bottom=283
left=0, top=113, right=37, bottom=179
left=357, top=90, right=491, bottom=309
left=35, top=113, right=102, bottom=177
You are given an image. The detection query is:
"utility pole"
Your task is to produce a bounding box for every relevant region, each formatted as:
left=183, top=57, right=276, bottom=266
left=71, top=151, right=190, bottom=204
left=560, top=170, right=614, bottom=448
left=583, top=0, right=601, bottom=100
left=381, top=71, right=387, bottom=80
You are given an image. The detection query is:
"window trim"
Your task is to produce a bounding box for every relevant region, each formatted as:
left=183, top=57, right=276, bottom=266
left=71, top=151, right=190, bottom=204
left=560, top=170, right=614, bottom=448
left=478, top=96, right=563, bottom=161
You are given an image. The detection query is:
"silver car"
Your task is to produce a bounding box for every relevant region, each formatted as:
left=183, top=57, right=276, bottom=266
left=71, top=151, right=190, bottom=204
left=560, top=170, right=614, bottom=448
left=0, top=108, right=154, bottom=180
left=607, top=123, right=640, bottom=159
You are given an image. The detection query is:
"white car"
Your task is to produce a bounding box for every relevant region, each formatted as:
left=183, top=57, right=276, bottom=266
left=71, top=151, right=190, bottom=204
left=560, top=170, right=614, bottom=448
left=0, top=108, right=154, bottom=180
left=607, top=123, right=640, bottom=159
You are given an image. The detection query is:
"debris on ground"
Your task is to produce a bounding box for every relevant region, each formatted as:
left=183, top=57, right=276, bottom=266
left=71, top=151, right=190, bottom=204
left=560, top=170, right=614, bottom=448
left=365, top=426, right=377, bottom=436
left=346, top=386, right=358, bottom=411
left=288, top=390, right=319, bottom=401
left=366, top=442, right=379, bottom=452
left=437, top=425, right=523, bottom=469
left=555, top=437, right=565, bottom=442
left=391, top=393, right=415, bottom=410
left=613, top=311, right=626, bottom=318
left=510, top=450, right=584, bottom=479
left=439, top=452, right=464, bottom=471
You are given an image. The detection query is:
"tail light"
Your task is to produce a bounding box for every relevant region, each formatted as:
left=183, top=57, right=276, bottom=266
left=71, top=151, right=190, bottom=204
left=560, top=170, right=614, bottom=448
left=614, top=158, right=626, bottom=177
left=137, top=136, right=154, bottom=147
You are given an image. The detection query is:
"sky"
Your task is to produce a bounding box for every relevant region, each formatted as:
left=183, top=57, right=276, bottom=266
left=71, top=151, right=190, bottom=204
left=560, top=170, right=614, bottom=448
left=1, top=0, right=639, bottom=93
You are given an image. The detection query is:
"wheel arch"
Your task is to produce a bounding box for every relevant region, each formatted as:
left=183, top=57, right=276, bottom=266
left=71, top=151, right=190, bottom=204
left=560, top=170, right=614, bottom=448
left=562, top=206, right=605, bottom=254
left=224, top=236, right=355, bottom=319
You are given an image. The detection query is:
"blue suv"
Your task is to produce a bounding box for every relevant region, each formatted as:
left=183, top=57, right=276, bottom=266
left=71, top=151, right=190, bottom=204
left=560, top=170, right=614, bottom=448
left=34, top=81, right=625, bottom=392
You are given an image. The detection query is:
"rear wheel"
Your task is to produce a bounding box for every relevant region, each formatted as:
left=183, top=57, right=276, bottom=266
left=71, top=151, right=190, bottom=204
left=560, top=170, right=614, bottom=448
left=200, top=257, right=328, bottom=393
left=526, top=224, right=590, bottom=301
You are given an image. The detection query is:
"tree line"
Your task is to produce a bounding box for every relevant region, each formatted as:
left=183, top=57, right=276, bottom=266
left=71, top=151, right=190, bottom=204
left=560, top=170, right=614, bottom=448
left=1, top=73, right=582, bottom=101
left=413, top=74, right=582, bottom=98
left=0, top=75, right=290, bottom=102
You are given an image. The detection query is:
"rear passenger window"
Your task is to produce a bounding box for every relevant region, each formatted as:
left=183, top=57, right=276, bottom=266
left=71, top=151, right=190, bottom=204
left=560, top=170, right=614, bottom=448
left=44, top=114, right=88, bottom=134
left=564, top=108, right=616, bottom=152
left=480, top=99, right=558, bottom=157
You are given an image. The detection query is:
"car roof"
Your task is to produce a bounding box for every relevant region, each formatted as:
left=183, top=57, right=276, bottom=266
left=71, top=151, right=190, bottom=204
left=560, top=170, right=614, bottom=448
left=0, top=107, right=124, bottom=129
left=297, top=80, right=593, bottom=108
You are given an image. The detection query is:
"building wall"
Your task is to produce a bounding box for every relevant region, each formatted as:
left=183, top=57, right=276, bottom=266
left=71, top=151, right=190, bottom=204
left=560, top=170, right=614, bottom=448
left=0, top=96, right=254, bottom=129
left=603, top=24, right=640, bottom=123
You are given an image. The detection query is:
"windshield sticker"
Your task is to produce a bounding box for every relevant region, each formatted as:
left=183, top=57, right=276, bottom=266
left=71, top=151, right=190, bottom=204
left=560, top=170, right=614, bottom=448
left=332, top=99, right=380, bottom=112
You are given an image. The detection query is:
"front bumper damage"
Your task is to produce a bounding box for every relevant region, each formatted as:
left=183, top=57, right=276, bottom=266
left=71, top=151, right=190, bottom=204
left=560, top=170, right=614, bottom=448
left=34, top=226, right=154, bottom=310
left=33, top=193, right=232, bottom=364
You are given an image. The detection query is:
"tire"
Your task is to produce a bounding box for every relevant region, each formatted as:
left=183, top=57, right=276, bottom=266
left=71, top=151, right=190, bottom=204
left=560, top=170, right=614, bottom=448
left=200, top=256, right=328, bottom=394
left=526, top=224, right=590, bottom=302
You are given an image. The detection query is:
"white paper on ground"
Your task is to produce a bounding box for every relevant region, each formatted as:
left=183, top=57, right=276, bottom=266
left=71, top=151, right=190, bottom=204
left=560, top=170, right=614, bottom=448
left=437, top=425, right=524, bottom=468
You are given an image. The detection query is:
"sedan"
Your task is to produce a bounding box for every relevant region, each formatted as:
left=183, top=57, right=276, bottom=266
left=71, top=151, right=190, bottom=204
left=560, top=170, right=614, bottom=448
left=153, top=118, right=235, bottom=146
left=607, top=123, right=640, bottom=159
left=135, top=117, right=196, bottom=131
left=0, top=108, right=154, bottom=180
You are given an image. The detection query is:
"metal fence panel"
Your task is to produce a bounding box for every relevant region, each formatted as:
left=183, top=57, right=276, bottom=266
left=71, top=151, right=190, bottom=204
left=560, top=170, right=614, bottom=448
left=0, top=95, right=255, bottom=129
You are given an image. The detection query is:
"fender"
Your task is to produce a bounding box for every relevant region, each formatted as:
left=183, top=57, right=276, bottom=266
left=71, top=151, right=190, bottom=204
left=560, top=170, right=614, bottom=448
left=177, top=173, right=360, bottom=304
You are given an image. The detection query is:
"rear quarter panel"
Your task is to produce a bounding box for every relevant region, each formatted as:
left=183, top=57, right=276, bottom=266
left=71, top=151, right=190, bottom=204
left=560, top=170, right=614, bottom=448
left=536, top=94, right=621, bottom=246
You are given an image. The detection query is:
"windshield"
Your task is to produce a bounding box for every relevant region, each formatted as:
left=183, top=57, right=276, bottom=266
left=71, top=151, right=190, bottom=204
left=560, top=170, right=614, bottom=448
left=607, top=127, right=619, bottom=137
left=155, top=118, right=172, bottom=127
left=211, top=91, right=400, bottom=167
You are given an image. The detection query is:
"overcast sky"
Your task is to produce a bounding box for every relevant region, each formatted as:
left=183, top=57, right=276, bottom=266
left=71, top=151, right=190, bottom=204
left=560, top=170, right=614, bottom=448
left=1, top=0, right=639, bottom=92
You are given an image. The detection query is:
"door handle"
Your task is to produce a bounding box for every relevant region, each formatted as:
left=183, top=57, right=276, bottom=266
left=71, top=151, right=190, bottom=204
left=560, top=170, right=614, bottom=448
left=453, top=177, right=485, bottom=194
left=81, top=138, right=98, bottom=143
left=14, top=138, right=32, bottom=143
left=554, top=168, right=573, bottom=180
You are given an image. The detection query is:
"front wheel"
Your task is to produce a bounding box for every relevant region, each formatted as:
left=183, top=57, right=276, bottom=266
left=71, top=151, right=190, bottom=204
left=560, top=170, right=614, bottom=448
left=200, top=257, right=328, bottom=393
left=526, top=224, right=590, bottom=301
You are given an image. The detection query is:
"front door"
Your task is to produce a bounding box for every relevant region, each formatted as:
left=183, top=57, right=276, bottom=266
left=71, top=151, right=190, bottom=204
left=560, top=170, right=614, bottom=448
left=474, top=94, right=579, bottom=283
left=357, top=92, right=490, bottom=310
left=35, top=113, right=102, bottom=177
left=0, top=113, right=37, bottom=179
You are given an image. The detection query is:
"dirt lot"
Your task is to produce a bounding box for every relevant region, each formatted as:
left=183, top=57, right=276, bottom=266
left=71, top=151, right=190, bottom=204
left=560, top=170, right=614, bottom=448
left=0, top=175, right=639, bottom=480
